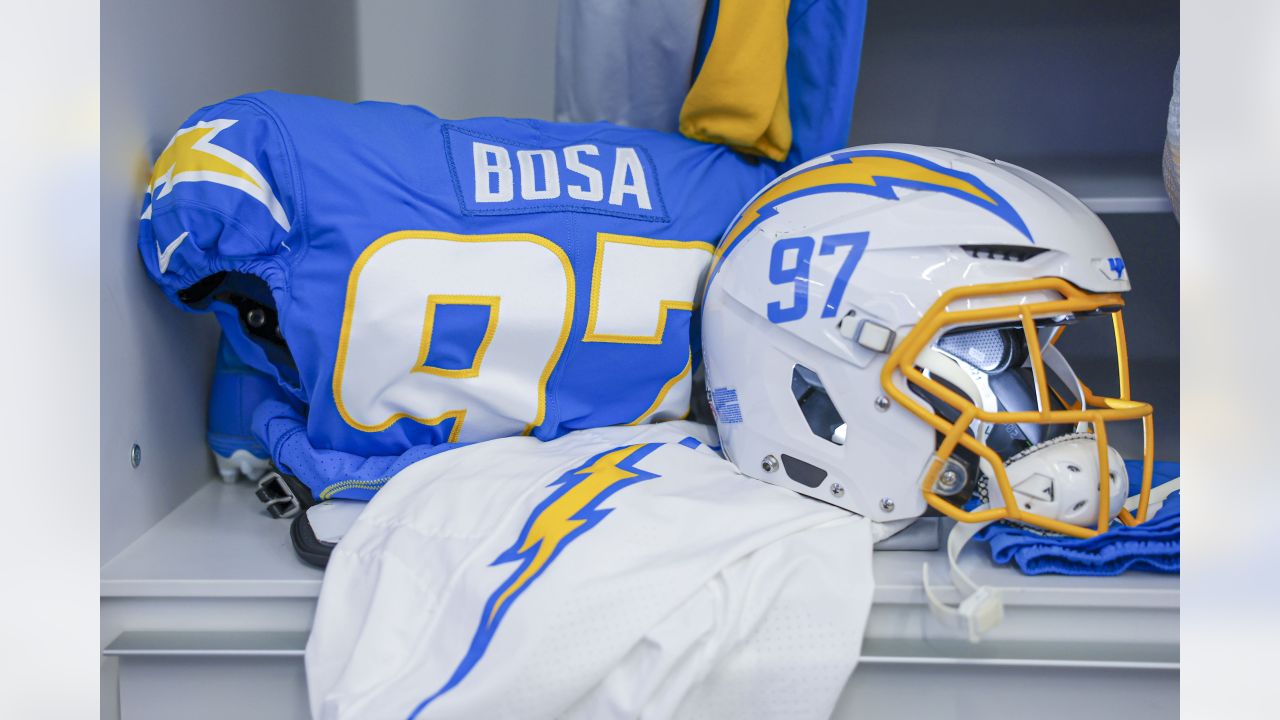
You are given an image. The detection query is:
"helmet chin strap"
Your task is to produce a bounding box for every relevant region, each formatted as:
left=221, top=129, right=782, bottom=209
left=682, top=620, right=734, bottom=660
left=913, top=345, right=1013, bottom=642
left=921, top=433, right=1128, bottom=643
left=922, top=515, right=1004, bottom=643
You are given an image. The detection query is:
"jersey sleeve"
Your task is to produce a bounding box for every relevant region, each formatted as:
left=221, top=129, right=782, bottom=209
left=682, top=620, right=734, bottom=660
left=137, top=95, right=306, bottom=394
left=678, top=0, right=867, bottom=168
left=137, top=95, right=301, bottom=305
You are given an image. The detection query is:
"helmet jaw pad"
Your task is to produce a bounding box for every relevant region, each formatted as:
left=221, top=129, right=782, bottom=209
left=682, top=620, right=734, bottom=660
left=981, top=433, right=1128, bottom=527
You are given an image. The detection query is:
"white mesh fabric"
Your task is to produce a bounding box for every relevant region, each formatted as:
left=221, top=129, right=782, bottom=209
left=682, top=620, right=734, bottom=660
left=937, top=328, right=1012, bottom=372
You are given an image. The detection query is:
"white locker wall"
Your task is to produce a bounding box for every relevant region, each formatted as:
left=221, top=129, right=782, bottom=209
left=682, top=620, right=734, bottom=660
left=356, top=0, right=559, bottom=119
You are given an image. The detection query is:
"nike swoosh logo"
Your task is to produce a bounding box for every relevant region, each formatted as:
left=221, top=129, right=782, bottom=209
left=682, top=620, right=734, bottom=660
left=156, top=231, right=189, bottom=274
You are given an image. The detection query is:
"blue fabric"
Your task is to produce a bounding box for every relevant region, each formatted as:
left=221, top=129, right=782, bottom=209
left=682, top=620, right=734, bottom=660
left=1126, top=459, right=1180, bottom=498
left=139, top=91, right=778, bottom=500
left=690, top=0, right=718, bottom=80
left=975, top=460, right=1181, bottom=576
left=782, top=0, right=867, bottom=168
left=253, top=400, right=461, bottom=501
left=207, top=334, right=296, bottom=459
left=421, top=302, right=493, bottom=372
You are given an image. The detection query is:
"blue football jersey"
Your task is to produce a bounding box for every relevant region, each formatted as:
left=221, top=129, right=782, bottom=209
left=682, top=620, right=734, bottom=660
left=139, top=91, right=778, bottom=499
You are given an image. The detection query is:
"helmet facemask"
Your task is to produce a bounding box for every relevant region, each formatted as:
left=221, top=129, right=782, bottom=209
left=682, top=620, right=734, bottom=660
left=884, top=277, right=1156, bottom=538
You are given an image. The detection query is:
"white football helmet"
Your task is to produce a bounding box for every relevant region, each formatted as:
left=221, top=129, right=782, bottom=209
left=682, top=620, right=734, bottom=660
left=701, top=144, right=1155, bottom=538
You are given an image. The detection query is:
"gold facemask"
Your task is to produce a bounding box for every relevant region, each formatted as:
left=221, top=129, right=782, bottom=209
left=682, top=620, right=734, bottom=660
left=881, top=277, right=1155, bottom=538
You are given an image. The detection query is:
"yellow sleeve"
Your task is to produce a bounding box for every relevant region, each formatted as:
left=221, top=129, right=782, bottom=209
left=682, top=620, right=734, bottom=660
left=678, top=0, right=792, bottom=162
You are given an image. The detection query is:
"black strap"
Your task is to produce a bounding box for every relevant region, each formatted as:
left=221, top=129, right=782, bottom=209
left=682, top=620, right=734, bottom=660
left=254, top=469, right=316, bottom=519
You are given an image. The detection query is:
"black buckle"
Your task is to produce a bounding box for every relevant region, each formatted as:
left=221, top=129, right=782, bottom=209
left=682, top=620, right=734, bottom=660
left=256, top=471, right=303, bottom=519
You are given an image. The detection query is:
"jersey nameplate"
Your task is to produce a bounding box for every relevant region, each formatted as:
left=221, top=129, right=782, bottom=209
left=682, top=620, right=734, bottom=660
left=443, top=125, right=669, bottom=222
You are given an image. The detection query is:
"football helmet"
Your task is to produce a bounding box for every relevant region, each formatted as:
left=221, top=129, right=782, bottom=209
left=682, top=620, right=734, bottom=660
left=701, top=144, right=1155, bottom=538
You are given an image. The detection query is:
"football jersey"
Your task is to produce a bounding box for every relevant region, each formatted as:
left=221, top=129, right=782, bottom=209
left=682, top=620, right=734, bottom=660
left=138, top=92, right=779, bottom=499
left=306, top=421, right=875, bottom=720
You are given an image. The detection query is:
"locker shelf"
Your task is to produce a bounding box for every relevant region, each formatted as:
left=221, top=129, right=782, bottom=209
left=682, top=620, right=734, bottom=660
left=101, top=477, right=1179, bottom=614
left=102, top=477, right=1178, bottom=719
left=101, top=480, right=322, bottom=599
left=1011, top=155, right=1173, bottom=215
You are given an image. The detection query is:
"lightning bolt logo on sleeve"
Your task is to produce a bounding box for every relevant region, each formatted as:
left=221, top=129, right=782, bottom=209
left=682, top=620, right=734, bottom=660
left=155, top=231, right=189, bottom=274
left=707, top=149, right=1032, bottom=286
left=406, top=441, right=676, bottom=719
left=139, top=118, right=291, bottom=231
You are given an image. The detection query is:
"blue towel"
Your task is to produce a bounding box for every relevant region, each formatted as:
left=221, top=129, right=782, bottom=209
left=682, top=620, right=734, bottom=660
left=974, top=460, right=1180, bottom=576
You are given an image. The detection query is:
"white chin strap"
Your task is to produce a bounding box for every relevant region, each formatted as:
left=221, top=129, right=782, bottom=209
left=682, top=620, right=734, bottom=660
left=921, top=480, right=1179, bottom=644
left=919, top=432, right=1139, bottom=643
left=922, top=513, right=1002, bottom=643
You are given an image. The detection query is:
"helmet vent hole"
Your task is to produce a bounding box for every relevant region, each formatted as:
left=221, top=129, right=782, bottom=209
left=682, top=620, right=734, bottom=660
left=960, top=245, right=1049, bottom=262
left=791, top=365, right=846, bottom=446
left=1073, top=500, right=1088, bottom=512
left=1067, top=464, right=1081, bottom=473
